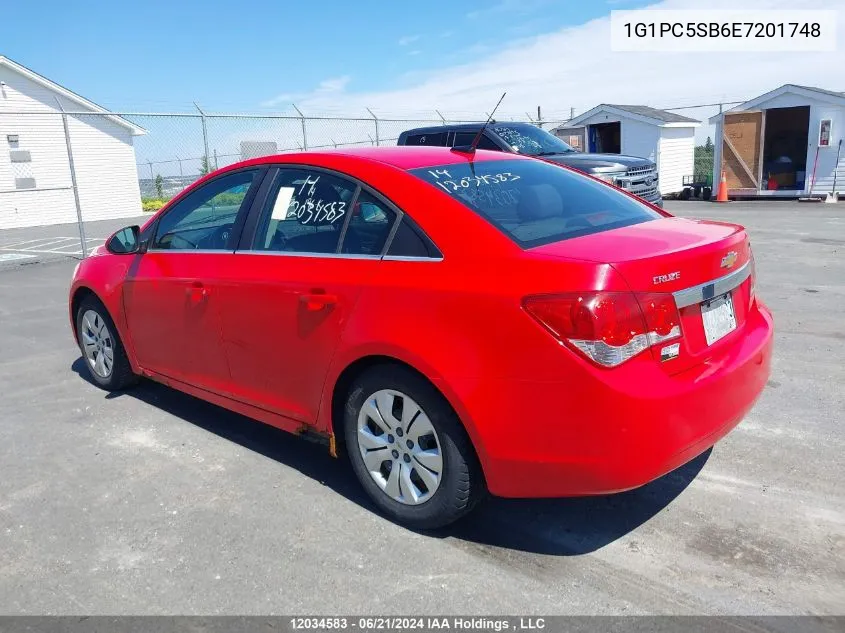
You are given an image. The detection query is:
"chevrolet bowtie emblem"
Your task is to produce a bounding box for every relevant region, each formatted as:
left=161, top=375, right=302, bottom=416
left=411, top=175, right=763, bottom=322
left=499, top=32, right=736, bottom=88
left=720, top=251, right=738, bottom=269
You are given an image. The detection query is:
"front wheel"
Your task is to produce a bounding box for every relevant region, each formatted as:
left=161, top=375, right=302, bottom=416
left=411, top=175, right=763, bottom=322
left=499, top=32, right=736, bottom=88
left=344, top=365, right=485, bottom=529
left=76, top=296, right=138, bottom=391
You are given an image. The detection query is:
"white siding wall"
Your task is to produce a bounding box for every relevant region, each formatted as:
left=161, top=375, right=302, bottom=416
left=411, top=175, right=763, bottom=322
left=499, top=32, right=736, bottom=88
left=573, top=110, right=696, bottom=196
left=807, top=103, right=845, bottom=195
left=68, top=115, right=143, bottom=222
left=0, top=65, right=142, bottom=229
left=657, top=128, right=695, bottom=195
left=619, top=118, right=659, bottom=163
left=713, top=90, right=845, bottom=196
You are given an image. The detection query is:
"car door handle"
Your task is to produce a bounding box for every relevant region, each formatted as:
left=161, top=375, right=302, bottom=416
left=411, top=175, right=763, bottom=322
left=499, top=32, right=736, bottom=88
left=299, top=292, right=338, bottom=311
left=186, top=281, right=209, bottom=301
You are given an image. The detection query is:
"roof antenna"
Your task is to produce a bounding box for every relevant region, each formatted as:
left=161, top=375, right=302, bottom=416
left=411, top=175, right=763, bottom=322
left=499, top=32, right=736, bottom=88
left=452, top=92, right=507, bottom=154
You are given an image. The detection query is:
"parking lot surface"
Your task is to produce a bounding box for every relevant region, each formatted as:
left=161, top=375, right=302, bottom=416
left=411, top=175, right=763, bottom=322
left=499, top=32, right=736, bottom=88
left=0, top=201, right=843, bottom=615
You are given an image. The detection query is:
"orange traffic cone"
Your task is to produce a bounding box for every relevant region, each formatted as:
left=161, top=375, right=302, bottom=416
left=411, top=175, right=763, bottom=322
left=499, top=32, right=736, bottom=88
left=715, top=170, right=729, bottom=202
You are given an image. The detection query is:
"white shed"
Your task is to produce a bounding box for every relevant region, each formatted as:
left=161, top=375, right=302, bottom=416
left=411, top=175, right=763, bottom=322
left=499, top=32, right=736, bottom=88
left=0, top=56, right=145, bottom=229
left=710, top=84, right=845, bottom=198
left=552, top=105, right=699, bottom=196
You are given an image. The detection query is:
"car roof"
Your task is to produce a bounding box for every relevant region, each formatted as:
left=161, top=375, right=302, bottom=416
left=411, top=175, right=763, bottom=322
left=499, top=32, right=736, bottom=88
left=236, top=146, right=527, bottom=171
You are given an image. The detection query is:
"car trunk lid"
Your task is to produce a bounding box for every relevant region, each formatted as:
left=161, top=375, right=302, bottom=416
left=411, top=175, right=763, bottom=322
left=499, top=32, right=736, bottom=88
left=531, top=217, right=753, bottom=373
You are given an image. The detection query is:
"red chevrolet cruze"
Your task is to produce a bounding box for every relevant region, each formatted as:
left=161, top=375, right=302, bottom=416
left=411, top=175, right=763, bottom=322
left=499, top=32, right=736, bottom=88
left=69, top=147, right=773, bottom=528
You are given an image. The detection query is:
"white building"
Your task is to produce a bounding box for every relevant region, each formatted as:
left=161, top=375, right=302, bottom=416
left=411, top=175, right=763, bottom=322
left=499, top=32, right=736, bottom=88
left=552, top=105, right=700, bottom=196
left=710, top=84, right=845, bottom=198
left=0, top=56, right=145, bottom=229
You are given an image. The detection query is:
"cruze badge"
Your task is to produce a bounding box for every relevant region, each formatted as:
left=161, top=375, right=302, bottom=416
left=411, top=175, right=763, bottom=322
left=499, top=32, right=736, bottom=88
left=721, top=251, right=738, bottom=269
left=653, top=271, right=681, bottom=285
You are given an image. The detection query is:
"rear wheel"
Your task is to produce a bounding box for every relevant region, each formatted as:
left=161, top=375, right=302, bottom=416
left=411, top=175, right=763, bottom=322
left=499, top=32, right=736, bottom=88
left=344, top=365, right=485, bottom=529
left=76, top=296, right=137, bottom=391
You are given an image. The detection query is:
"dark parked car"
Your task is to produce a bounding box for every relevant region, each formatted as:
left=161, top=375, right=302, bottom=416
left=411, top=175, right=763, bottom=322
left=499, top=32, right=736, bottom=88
left=398, top=121, right=662, bottom=207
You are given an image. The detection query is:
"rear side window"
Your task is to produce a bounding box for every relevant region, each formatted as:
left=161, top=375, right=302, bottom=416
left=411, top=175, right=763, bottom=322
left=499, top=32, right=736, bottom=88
left=342, top=191, right=395, bottom=255
left=452, top=131, right=501, bottom=151
left=409, top=159, right=661, bottom=248
left=403, top=132, right=447, bottom=146
left=387, top=216, right=442, bottom=258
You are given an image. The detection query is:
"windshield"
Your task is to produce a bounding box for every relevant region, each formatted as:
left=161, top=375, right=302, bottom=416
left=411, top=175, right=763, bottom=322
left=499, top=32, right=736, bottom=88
left=409, top=159, right=661, bottom=248
left=492, top=124, right=576, bottom=156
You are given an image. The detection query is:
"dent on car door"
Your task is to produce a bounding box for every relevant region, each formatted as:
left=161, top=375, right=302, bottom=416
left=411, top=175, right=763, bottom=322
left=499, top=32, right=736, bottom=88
left=122, top=168, right=263, bottom=393
left=213, top=167, right=397, bottom=426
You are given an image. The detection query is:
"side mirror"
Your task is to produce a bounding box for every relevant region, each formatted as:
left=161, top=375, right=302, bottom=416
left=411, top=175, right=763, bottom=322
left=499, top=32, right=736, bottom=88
left=106, top=225, right=141, bottom=255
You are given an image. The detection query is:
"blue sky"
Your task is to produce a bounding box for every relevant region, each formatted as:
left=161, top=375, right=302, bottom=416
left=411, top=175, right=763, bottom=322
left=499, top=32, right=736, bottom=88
left=4, top=0, right=843, bottom=162
left=2, top=0, right=653, bottom=113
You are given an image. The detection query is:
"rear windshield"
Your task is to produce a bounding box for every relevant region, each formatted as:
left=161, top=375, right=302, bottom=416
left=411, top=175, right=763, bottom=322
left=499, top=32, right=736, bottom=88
left=409, top=159, right=662, bottom=248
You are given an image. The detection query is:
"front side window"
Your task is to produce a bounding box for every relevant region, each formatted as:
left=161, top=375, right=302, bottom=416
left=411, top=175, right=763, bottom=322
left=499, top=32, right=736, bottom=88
left=153, top=170, right=259, bottom=250
left=254, top=169, right=357, bottom=254
left=409, top=159, right=661, bottom=248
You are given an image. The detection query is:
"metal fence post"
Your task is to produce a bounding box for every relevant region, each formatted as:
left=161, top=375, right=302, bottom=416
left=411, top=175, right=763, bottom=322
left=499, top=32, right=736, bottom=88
left=367, top=108, right=380, bottom=146
left=292, top=104, right=308, bottom=150
left=195, top=102, right=210, bottom=173
left=56, top=98, right=88, bottom=258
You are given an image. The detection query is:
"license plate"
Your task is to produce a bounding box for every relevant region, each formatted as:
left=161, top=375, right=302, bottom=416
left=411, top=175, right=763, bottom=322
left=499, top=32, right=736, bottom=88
left=701, top=292, right=737, bottom=346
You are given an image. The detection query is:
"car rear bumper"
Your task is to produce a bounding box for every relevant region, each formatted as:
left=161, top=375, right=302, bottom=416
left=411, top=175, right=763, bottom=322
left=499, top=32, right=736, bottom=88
left=454, top=302, right=773, bottom=498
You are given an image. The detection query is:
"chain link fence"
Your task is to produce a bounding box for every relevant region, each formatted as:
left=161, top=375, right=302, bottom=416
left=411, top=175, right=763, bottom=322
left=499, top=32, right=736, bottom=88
left=1, top=104, right=726, bottom=261
left=0, top=109, right=569, bottom=260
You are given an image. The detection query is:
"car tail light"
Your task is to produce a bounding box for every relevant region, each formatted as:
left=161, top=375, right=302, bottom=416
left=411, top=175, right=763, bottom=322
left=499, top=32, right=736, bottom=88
left=523, top=291, right=681, bottom=367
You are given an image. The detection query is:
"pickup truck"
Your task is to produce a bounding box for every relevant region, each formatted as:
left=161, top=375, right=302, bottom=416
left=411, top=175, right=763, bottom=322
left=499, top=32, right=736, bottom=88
left=397, top=121, right=662, bottom=207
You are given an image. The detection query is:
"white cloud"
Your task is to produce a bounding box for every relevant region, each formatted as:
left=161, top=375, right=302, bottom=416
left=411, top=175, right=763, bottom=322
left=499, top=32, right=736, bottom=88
left=398, top=35, right=420, bottom=46
left=261, top=75, right=350, bottom=108
left=408, top=50, right=422, bottom=56
left=260, top=0, right=845, bottom=143
left=467, top=0, right=556, bottom=19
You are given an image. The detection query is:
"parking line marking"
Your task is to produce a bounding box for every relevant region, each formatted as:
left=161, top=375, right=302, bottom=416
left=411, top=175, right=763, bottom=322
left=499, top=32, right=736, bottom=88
left=0, top=253, right=37, bottom=262
left=0, top=248, right=84, bottom=255
left=0, top=236, right=75, bottom=249
left=0, top=236, right=107, bottom=258
left=51, top=242, right=99, bottom=252
left=18, top=238, right=78, bottom=250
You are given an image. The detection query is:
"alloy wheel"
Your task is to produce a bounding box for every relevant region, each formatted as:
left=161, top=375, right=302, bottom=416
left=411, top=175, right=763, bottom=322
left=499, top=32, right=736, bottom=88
left=356, top=389, right=443, bottom=505
left=80, top=309, right=114, bottom=378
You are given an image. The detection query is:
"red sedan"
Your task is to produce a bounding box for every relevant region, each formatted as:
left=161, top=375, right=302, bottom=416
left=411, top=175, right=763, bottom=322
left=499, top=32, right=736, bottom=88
left=69, top=147, right=773, bottom=529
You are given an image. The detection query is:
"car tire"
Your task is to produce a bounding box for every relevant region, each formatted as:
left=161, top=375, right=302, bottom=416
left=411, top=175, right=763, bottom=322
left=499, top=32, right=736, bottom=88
left=75, top=295, right=138, bottom=391
left=344, top=364, right=485, bottom=529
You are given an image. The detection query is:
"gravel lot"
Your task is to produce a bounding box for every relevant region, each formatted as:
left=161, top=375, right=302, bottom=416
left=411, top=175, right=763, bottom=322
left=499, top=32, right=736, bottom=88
left=0, top=201, right=843, bottom=615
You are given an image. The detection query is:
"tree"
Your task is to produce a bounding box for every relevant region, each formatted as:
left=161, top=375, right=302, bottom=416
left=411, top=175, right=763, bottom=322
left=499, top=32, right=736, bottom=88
left=154, top=174, right=164, bottom=199
left=704, top=136, right=713, bottom=152
left=199, top=155, right=211, bottom=176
